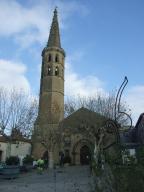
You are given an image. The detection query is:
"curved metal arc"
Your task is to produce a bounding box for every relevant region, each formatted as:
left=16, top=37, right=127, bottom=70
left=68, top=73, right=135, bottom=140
left=117, top=77, right=128, bottom=113
left=117, top=76, right=132, bottom=129
left=117, top=111, right=132, bottom=129
left=114, top=76, right=128, bottom=121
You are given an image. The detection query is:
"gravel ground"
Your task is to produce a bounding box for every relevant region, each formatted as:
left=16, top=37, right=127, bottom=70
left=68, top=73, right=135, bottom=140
left=0, top=166, right=93, bottom=192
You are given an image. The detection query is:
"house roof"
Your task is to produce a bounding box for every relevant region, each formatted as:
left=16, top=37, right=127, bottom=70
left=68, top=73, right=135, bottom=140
left=0, top=131, right=31, bottom=144
left=0, top=135, right=8, bottom=143
left=119, top=113, right=144, bottom=147
left=135, top=113, right=144, bottom=128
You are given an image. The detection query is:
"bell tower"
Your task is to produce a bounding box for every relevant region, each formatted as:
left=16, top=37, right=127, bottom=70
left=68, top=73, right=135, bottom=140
left=38, top=8, right=65, bottom=124
left=32, top=8, right=65, bottom=158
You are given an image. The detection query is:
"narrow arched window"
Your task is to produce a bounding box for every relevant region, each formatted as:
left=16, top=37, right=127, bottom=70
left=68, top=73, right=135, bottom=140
left=47, top=66, right=51, bottom=75
left=55, top=54, right=59, bottom=62
left=55, top=66, right=59, bottom=76
left=62, top=57, right=64, bottom=63
left=62, top=69, right=64, bottom=77
left=48, top=54, right=52, bottom=62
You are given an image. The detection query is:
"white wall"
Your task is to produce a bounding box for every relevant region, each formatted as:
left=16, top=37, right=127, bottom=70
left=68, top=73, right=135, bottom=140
left=0, top=141, right=31, bottom=162
left=129, top=149, right=135, bottom=156
left=10, top=141, right=31, bottom=157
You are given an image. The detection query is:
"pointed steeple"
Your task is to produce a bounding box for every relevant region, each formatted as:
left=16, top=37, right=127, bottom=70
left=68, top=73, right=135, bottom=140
left=47, top=8, right=61, bottom=48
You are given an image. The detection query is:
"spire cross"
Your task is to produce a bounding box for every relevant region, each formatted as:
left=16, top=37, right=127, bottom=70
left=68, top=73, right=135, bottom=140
left=54, top=6, right=58, bottom=14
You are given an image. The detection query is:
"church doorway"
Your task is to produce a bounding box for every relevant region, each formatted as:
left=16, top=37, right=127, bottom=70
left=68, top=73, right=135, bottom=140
left=80, top=145, right=91, bottom=165
left=72, top=139, right=93, bottom=165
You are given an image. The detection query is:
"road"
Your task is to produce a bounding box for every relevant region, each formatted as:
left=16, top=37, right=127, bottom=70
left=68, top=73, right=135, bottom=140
left=0, top=165, right=94, bottom=192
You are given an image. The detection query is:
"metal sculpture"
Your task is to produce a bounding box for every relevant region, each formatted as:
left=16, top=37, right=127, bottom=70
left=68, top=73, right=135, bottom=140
left=114, top=76, right=132, bottom=129
left=101, top=76, right=133, bottom=166
left=94, top=76, right=132, bottom=166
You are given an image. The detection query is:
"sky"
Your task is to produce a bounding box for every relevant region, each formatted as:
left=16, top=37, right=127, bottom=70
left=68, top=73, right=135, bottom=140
left=0, top=0, right=144, bottom=125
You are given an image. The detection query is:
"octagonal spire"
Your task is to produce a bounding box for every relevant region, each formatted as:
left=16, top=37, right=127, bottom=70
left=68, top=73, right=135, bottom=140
left=47, top=8, right=61, bottom=48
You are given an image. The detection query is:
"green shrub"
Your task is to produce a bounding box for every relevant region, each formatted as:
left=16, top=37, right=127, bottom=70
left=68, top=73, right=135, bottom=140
left=23, top=155, right=34, bottom=165
left=6, top=156, right=20, bottom=165
left=113, top=164, right=144, bottom=192
left=136, top=146, right=144, bottom=165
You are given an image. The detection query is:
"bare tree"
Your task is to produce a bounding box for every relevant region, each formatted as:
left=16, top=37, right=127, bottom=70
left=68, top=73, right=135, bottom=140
left=40, top=127, right=61, bottom=168
left=64, top=92, right=131, bottom=126
left=35, top=101, right=62, bottom=168
left=9, top=89, right=38, bottom=138
left=0, top=88, right=38, bottom=138
left=0, top=88, right=12, bottom=135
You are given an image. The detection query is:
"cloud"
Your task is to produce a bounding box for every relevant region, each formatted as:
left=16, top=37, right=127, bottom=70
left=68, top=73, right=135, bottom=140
left=0, top=59, right=30, bottom=91
left=0, top=0, right=52, bottom=47
left=125, top=85, right=144, bottom=125
left=65, top=62, right=106, bottom=97
left=0, top=0, right=88, bottom=48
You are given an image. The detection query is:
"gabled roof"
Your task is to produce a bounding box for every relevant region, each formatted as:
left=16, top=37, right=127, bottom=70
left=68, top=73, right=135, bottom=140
left=133, top=113, right=144, bottom=144
left=59, top=107, right=107, bottom=132
left=135, top=113, right=144, bottom=128
left=119, top=113, right=144, bottom=147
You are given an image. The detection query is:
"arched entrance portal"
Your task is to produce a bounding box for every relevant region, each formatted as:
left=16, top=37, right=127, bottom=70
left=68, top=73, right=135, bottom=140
left=72, top=139, right=94, bottom=165
left=80, top=145, right=91, bottom=165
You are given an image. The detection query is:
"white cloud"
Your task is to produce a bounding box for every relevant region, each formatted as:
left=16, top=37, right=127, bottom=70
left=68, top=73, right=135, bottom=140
left=65, top=62, right=106, bottom=97
left=0, top=0, right=88, bottom=48
left=0, top=0, right=52, bottom=47
left=0, top=59, right=30, bottom=91
left=125, top=85, right=144, bottom=125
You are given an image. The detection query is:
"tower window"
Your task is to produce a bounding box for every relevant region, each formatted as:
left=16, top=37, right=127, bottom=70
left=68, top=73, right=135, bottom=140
left=55, top=54, right=59, bottom=62
left=47, top=66, right=51, bottom=75
left=48, top=54, right=52, bottom=62
left=55, top=66, right=59, bottom=76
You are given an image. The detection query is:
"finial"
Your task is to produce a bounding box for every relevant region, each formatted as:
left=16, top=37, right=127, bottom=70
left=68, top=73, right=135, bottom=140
left=54, top=6, right=58, bottom=15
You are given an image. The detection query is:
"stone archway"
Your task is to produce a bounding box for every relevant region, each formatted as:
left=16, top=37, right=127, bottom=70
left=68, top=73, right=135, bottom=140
left=72, top=139, right=94, bottom=165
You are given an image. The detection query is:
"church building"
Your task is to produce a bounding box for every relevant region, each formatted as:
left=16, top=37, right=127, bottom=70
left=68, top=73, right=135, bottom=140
left=32, top=9, right=113, bottom=166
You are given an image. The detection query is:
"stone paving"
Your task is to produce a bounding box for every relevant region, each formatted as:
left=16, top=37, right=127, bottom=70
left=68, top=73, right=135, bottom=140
left=0, top=166, right=94, bottom=192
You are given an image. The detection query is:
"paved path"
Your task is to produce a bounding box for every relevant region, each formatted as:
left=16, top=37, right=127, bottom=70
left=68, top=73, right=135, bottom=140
left=0, top=166, right=93, bottom=192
